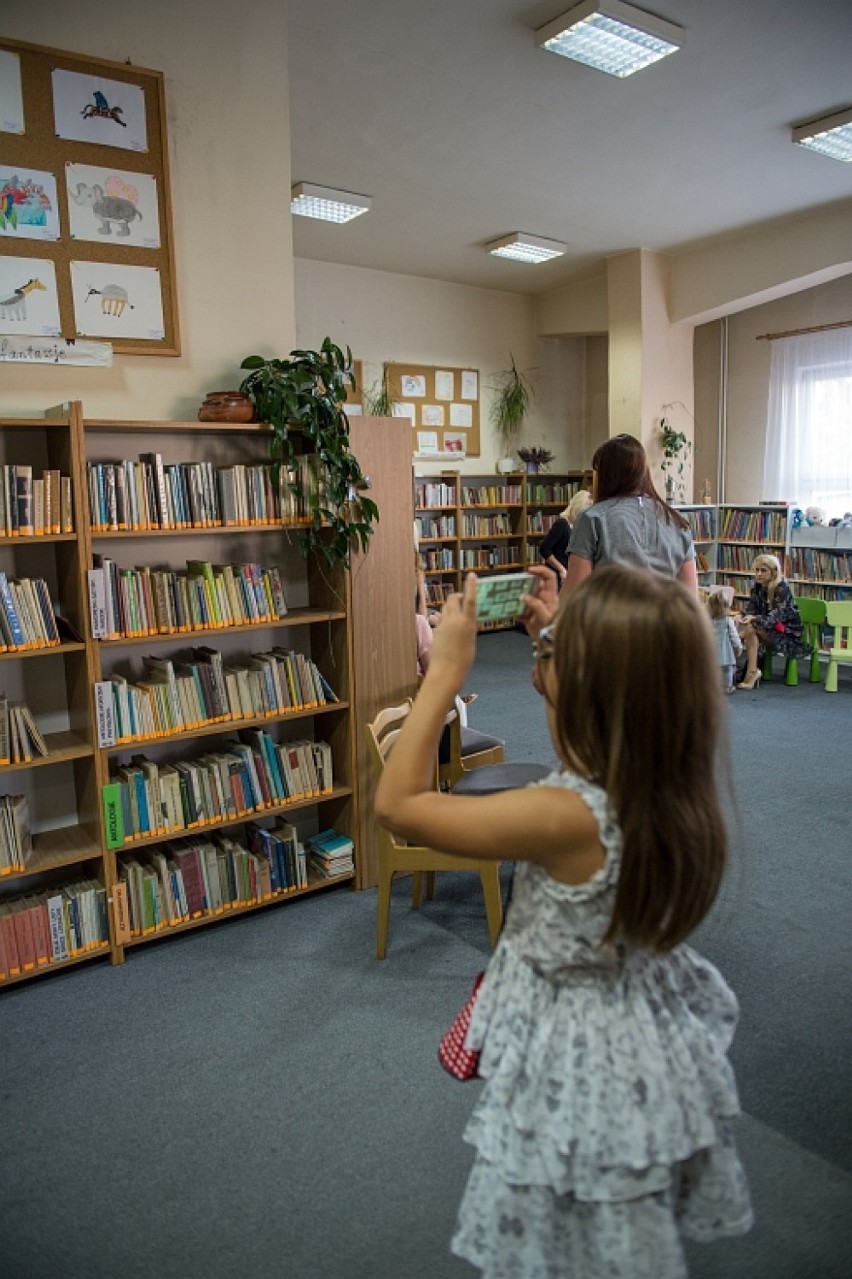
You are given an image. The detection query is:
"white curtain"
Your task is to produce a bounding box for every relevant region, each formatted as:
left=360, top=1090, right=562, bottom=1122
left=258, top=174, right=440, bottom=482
left=763, top=328, right=852, bottom=517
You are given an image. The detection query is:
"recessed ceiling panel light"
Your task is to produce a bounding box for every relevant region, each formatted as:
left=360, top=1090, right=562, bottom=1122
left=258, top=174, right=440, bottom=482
left=486, top=234, right=566, bottom=264
left=290, top=182, right=372, bottom=223
left=792, top=108, right=852, bottom=163
left=536, top=1, right=683, bottom=78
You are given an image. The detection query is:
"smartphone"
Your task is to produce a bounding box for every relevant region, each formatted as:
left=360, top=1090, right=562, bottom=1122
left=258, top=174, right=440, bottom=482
left=475, top=571, right=539, bottom=623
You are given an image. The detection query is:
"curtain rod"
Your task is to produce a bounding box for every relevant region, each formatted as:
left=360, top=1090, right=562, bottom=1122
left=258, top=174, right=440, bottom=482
left=756, top=318, right=852, bottom=341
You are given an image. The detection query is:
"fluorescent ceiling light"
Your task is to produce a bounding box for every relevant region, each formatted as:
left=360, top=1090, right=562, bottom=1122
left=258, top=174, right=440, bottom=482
left=792, top=108, right=852, bottom=163
left=290, top=182, right=372, bottom=223
left=486, top=234, right=566, bottom=264
left=536, top=1, right=683, bottom=78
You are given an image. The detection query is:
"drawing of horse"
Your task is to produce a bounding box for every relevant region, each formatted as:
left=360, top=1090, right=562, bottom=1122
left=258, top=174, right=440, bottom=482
left=80, top=92, right=127, bottom=128
left=0, top=278, right=47, bottom=321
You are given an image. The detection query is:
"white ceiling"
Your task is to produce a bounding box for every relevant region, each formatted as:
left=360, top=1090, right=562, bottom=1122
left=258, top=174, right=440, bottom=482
left=287, top=0, right=852, bottom=297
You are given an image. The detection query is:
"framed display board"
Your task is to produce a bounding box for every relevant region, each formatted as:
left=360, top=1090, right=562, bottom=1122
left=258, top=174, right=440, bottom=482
left=0, top=38, right=179, bottom=355
left=385, top=362, right=480, bottom=458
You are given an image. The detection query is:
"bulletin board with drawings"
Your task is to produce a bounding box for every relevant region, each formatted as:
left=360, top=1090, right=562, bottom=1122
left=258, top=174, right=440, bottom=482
left=385, top=363, right=480, bottom=458
left=0, top=37, right=179, bottom=355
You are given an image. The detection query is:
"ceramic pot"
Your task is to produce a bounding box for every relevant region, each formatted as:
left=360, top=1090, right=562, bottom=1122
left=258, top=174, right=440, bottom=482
left=198, top=390, right=255, bottom=423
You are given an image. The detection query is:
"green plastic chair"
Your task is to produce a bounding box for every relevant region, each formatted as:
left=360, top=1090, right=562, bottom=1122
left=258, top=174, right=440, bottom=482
left=760, top=596, right=826, bottom=686
left=824, top=600, right=852, bottom=693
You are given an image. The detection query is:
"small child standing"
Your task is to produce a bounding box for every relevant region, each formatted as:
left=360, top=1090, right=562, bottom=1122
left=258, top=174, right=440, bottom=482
left=706, top=588, right=743, bottom=692
left=376, top=566, right=752, bottom=1279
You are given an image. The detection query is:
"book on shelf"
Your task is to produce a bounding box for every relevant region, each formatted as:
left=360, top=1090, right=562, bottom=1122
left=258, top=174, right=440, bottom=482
left=0, top=694, right=49, bottom=764
left=0, top=879, right=107, bottom=981
left=0, top=466, right=70, bottom=537
left=94, top=646, right=336, bottom=745
left=306, top=828, right=354, bottom=878
left=0, top=793, right=32, bottom=874
left=0, top=572, right=61, bottom=651
left=88, top=557, right=289, bottom=639
left=105, top=735, right=334, bottom=844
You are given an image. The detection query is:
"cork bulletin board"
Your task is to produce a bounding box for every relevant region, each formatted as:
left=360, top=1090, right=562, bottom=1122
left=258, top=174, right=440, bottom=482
left=385, top=362, right=480, bottom=457
left=0, top=37, right=179, bottom=355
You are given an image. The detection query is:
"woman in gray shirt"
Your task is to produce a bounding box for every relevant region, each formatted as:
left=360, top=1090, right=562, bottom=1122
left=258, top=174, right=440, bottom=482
left=565, top=434, right=697, bottom=596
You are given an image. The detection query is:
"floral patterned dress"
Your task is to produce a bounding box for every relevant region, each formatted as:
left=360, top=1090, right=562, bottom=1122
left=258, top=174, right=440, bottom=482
left=451, top=771, right=752, bottom=1279
left=743, top=578, right=810, bottom=658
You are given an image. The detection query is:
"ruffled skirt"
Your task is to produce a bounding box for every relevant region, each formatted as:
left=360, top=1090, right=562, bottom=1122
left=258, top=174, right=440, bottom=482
left=451, top=943, right=753, bottom=1278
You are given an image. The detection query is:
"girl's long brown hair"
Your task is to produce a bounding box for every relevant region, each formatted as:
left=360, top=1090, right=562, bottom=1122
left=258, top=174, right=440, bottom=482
left=553, top=565, right=726, bottom=952
left=592, top=433, right=689, bottom=530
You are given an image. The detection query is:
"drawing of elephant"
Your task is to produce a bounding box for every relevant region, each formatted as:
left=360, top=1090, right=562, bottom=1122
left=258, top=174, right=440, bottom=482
left=70, top=182, right=142, bottom=236
left=84, top=285, right=134, bottom=317
left=0, top=278, right=47, bottom=321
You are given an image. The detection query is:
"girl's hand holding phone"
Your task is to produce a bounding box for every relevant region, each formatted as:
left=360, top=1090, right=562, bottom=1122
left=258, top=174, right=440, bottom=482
left=428, top=573, right=479, bottom=690
left=521, top=564, right=559, bottom=638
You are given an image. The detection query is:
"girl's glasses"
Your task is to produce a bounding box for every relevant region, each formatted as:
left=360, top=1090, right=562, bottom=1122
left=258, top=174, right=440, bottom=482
left=532, top=624, right=555, bottom=662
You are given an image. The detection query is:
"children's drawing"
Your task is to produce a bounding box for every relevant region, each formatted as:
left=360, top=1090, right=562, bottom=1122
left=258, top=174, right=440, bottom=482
left=461, top=370, right=478, bottom=400
left=417, top=432, right=439, bottom=455
left=52, top=69, right=147, bottom=152
left=435, top=370, right=455, bottom=400
left=71, top=261, right=164, bottom=339
left=0, top=167, right=60, bottom=240
left=422, top=404, right=445, bottom=427
left=66, top=164, right=160, bottom=248
left=401, top=374, right=427, bottom=397
left=0, top=48, right=25, bottom=135
left=0, top=256, right=60, bottom=335
left=449, top=403, right=473, bottom=428
left=443, top=433, right=467, bottom=455
left=393, top=402, right=415, bottom=422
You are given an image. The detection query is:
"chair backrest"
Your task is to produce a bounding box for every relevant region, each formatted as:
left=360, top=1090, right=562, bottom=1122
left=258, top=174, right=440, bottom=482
left=365, top=701, right=414, bottom=776
left=796, top=596, right=828, bottom=625
left=825, top=600, right=852, bottom=654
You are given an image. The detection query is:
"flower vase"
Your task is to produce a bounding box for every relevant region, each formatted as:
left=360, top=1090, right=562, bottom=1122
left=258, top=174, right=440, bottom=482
left=526, top=462, right=539, bottom=475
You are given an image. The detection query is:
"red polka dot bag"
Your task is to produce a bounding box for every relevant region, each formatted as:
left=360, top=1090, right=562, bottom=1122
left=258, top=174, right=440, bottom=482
left=438, top=971, right=484, bottom=1081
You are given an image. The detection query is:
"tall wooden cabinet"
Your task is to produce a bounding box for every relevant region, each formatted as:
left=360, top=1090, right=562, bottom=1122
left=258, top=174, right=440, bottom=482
left=0, top=404, right=415, bottom=989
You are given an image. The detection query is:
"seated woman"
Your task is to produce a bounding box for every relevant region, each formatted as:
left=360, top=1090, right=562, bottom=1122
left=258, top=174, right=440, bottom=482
left=738, top=553, right=810, bottom=691
left=538, top=489, right=593, bottom=587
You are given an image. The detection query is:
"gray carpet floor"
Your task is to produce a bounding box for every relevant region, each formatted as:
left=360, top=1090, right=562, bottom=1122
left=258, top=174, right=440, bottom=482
left=1, top=631, right=851, bottom=1279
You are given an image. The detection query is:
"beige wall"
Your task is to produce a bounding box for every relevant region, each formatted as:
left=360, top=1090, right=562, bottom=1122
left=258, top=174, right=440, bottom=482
left=694, top=274, right=852, bottom=504
left=1, top=1, right=294, bottom=420
left=294, top=258, right=592, bottom=473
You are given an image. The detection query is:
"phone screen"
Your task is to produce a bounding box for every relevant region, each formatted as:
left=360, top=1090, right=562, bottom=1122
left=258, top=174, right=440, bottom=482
left=475, top=572, right=538, bottom=623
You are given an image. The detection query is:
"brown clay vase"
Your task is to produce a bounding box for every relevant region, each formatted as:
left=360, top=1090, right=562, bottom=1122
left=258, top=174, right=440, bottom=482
left=198, top=390, right=255, bottom=423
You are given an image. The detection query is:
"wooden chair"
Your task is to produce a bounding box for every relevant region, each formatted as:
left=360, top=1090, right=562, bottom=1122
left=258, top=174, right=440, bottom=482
left=437, top=710, right=505, bottom=789
left=824, top=600, right=852, bottom=692
left=366, top=702, right=504, bottom=959
left=439, top=709, right=552, bottom=795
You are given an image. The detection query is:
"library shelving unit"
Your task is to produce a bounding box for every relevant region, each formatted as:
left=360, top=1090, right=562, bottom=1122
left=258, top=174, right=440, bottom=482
left=714, top=503, right=792, bottom=605
left=414, top=469, right=588, bottom=626
left=675, top=504, right=717, bottom=588
left=0, top=404, right=108, bottom=987
left=0, top=402, right=416, bottom=989
left=786, top=524, right=852, bottom=604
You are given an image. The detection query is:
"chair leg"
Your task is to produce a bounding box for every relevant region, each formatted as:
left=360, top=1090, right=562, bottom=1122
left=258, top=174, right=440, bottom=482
left=479, top=864, right=504, bottom=949
left=808, top=627, right=821, bottom=682
left=423, top=871, right=437, bottom=900
left=785, top=656, right=798, bottom=686
left=376, top=867, right=393, bottom=960
left=761, top=650, right=773, bottom=681
left=825, top=657, right=839, bottom=692
left=411, top=872, right=424, bottom=909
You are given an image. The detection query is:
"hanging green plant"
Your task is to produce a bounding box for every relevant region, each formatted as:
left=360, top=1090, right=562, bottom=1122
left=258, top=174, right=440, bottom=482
left=363, top=367, right=398, bottom=417
left=239, top=338, right=379, bottom=568
left=659, top=416, right=692, bottom=501
left=490, top=355, right=534, bottom=454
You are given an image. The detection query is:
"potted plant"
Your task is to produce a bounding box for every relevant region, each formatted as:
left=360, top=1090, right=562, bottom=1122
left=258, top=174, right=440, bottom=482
left=659, top=416, right=692, bottom=502
left=363, top=366, right=398, bottom=417
left=239, top=337, right=379, bottom=567
left=490, top=355, right=534, bottom=473
left=516, top=445, right=554, bottom=474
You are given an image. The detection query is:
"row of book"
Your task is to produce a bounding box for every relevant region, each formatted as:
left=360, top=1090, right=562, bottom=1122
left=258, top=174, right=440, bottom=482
left=717, top=546, right=767, bottom=573
left=718, top=509, right=788, bottom=542
left=88, top=557, right=288, bottom=639
left=415, top=515, right=456, bottom=539
left=461, top=484, right=523, bottom=507
left=415, top=481, right=457, bottom=509
left=0, top=694, right=48, bottom=766
left=102, top=734, right=334, bottom=846
left=87, top=453, right=321, bottom=532
left=96, top=646, right=338, bottom=746
left=460, top=546, right=522, bottom=569
left=307, top=828, right=354, bottom=880
left=681, top=509, right=716, bottom=540
left=0, top=465, right=73, bottom=538
left=526, top=482, right=580, bottom=504
left=462, top=514, right=514, bottom=537
left=0, top=572, right=61, bottom=652
left=118, top=820, right=310, bottom=935
left=0, top=793, right=31, bottom=874
left=419, top=549, right=456, bottom=572
left=0, top=880, right=107, bottom=980
left=788, top=548, right=852, bottom=583
left=526, top=512, right=560, bottom=535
